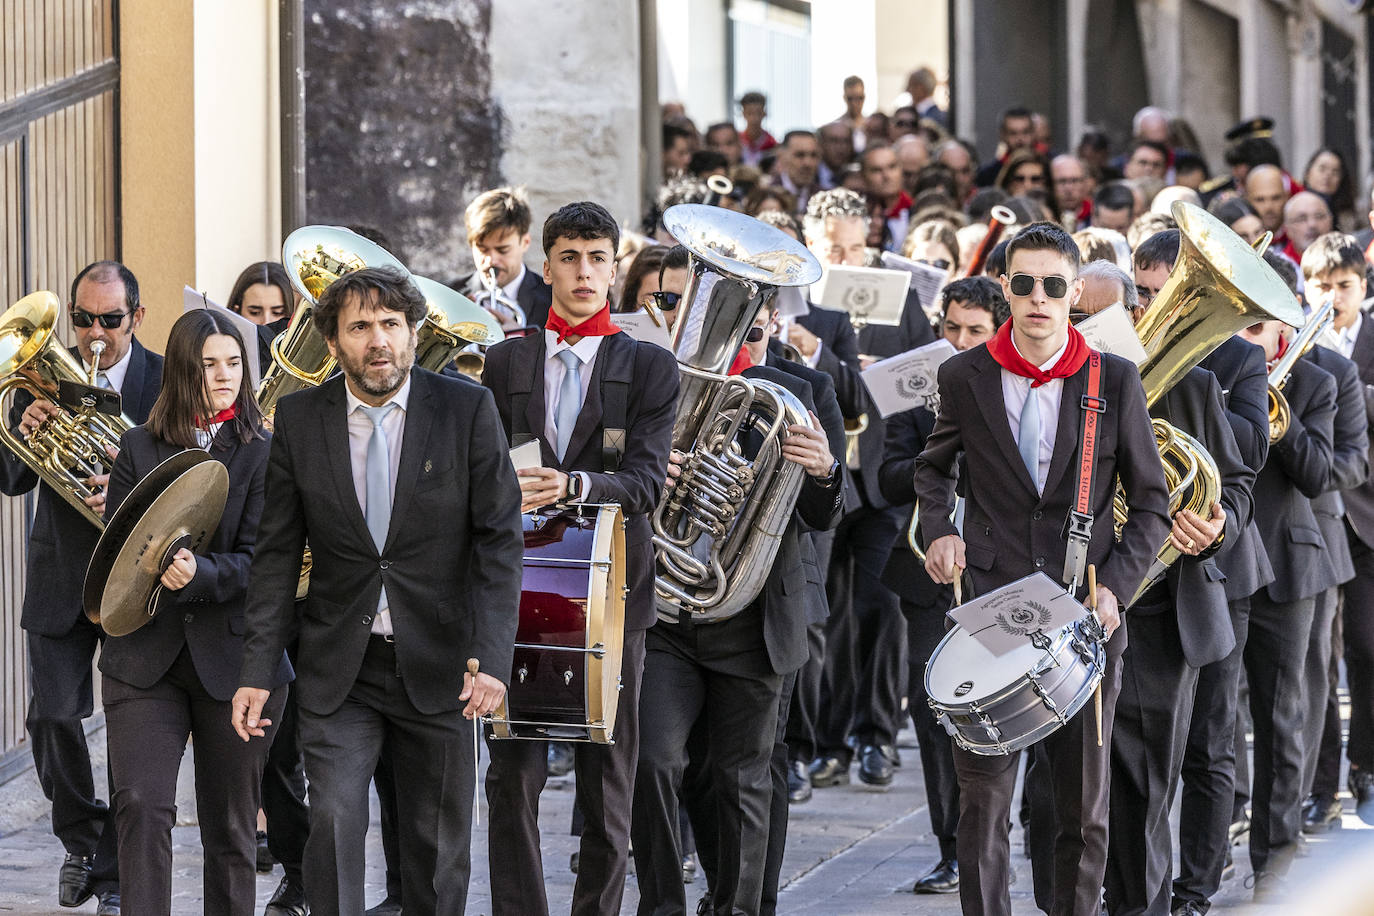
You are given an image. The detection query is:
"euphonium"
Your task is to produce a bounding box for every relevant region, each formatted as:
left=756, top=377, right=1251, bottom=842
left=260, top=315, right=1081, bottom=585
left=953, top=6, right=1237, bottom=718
left=0, top=292, right=131, bottom=529
left=652, top=204, right=824, bottom=621
left=1267, top=298, right=1334, bottom=443
left=1114, top=201, right=1304, bottom=604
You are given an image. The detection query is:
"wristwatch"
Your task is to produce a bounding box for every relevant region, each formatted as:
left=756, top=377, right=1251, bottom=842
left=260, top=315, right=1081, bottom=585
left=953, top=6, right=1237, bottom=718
left=565, top=472, right=583, bottom=501
left=815, top=458, right=840, bottom=486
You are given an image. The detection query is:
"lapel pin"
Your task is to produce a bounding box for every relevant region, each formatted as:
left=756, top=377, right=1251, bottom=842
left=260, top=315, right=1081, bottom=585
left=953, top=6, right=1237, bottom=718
left=424, top=459, right=433, bottom=474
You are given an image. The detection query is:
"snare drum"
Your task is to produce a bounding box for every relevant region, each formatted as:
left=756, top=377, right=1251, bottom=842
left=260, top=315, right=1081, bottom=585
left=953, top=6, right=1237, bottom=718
left=925, top=619, right=1104, bottom=756
left=487, top=503, right=626, bottom=744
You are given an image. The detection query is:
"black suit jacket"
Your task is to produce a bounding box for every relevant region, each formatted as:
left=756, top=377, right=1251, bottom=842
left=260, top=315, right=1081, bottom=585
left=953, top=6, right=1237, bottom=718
left=452, top=268, right=553, bottom=330
left=1307, top=345, right=1370, bottom=583
left=0, top=339, right=164, bottom=637
left=877, top=405, right=947, bottom=608
left=914, top=346, right=1171, bottom=605
left=1253, top=358, right=1340, bottom=603
left=1198, top=335, right=1274, bottom=600
left=1337, top=312, right=1374, bottom=549
left=101, top=425, right=292, bottom=700
left=481, top=330, right=678, bottom=631
left=239, top=368, right=524, bottom=716
left=1146, top=368, right=1255, bottom=667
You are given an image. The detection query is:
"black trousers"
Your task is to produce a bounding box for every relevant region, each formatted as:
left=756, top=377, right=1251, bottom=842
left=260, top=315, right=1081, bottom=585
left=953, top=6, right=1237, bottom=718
left=1312, top=595, right=1345, bottom=798
left=1300, top=586, right=1340, bottom=799
left=485, top=629, right=646, bottom=916
left=1173, top=597, right=1249, bottom=909
left=902, top=595, right=959, bottom=861
left=816, top=504, right=905, bottom=759
left=1243, top=590, right=1316, bottom=876
left=373, top=739, right=404, bottom=901
left=1343, top=533, right=1374, bottom=772
left=955, top=623, right=1125, bottom=916
left=1104, top=611, right=1198, bottom=916
left=632, top=608, right=783, bottom=916
left=297, top=637, right=477, bottom=916
left=784, top=621, right=825, bottom=764
left=261, top=643, right=309, bottom=882
left=103, top=648, right=284, bottom=916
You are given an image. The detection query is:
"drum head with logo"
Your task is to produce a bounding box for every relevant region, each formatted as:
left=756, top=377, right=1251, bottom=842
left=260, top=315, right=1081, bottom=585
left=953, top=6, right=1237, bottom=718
left=925, top=625, right=1061, bottom=707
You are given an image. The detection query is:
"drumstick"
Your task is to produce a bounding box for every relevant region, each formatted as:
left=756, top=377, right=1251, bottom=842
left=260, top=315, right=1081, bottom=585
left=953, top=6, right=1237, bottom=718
left=952, top=567, right=962, bottom=606
left=468, top=657, right=481, bottom=826
left=1087, top=565, right=1102, bottom=748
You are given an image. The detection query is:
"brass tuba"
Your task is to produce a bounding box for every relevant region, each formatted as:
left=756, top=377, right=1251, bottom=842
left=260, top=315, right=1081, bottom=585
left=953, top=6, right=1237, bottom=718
left=652, top=204, right=824, bottom=621
left=1114, top=201, right=1304, bottom=604
left=0, top=291, right=132, bottom=528
left=410, top=274, right=504, bottom=375
left=1266, top=298, right=1335, bottom=443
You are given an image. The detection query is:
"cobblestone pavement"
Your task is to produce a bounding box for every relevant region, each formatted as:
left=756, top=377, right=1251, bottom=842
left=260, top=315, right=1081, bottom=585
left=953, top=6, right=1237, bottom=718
left=0, top=723, right=1369, bottom=914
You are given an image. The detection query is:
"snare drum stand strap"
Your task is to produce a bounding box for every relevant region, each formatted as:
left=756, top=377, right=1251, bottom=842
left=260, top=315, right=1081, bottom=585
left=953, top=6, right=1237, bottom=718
left=1063, top=351, right=1105, bottom=590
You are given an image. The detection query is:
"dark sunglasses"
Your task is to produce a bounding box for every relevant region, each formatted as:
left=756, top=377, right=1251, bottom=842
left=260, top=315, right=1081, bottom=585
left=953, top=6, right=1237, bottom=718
left=70, top=307, right=131, bottom=329
left=745, top=326, right=766, bottom=343
left=649, top=291, right=682, bottom=311
left=1008, top=273, right=1069, bottom=299
left=918, top=258, right=952, bottom=271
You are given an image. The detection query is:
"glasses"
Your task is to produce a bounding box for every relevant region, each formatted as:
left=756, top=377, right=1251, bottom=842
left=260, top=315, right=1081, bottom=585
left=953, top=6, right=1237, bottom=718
left=745, top=326, right=766, bottom=343
left=918, top=258, right=952, bottom=271
left=1008, top=273, right=1069, bottom=298
left=70, top=307, right=131, bottom=329
left=649, top=291, right=682, bottom=311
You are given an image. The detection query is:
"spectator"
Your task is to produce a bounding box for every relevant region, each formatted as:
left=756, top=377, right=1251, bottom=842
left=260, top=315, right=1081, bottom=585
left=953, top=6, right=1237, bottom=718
left=996, top=149, right=1051, bottom=202
left=1150, top=185, right=1201, bottom=216
left=1122, top=139, right=1170, bottom=181
left=891, top=106, right=921, bottom=139
left=906, top=66, right=946, bottom=127
left=894, top=135, right=931, bottom=198
left=863, top=111, right=891, bottom=146
left=817, top=121, right=856, bottom=190
left=1092, top=181, right=1137, bottom=233
left=1280, top=191, right=1334, bottom=262
left=774, top=130, right=822, bottom=214
left=688, top=149, right=729, bottom=180
left=737, top=90, right=777, bottom=167
left=1051, top=154, right=1093, bottom=230
left=1126, top=211, right=1176, bottom=251
left=1173, top=152, right=1209, bottom=190
left=966, top=186, right=1010, bottom=224
left=1077, top=127, right=1119, bottom=182
left=1132, top=106, right=1172, bottom=145
left=1302, top=147, right=1356, bottom=232
left=1208, top=197, right=1266, bottom=246
left=974, top=106, right=1037, bottom=187
left=663, top=123, right=693, bottom=178
left=913, top=163, right=960, bottom=206
left=861, top=143, right=913, bottom=251
left=1245, top=163, right=1290, bottom=233
left=705, top=122, right=743, bottom=167
left=936, top=139, right=976, bottom=204
left=902, top=219, right=960, bottom=283
left=743, top=185, right=797, bottom=218
left=840, top=75, right=867, bottom=150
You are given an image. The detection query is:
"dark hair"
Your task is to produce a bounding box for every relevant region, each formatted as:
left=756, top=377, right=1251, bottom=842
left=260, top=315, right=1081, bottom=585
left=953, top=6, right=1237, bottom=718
left=1004, top=221, right=1081, bottom=274
left=1093, top=181, right=1136, bottom=214
left=743, top=185, right=797, bottom=217
left=1077, top=128, right=1111, bottom=154
left=1225, top=137, right=1282, bottom=170
left=662, top=244, right=690, bottom=275
left=1127, top=139, right=1170, bottom=163
left=227, top=261, right=295, bottom=316
left=312, top=265, right=426, bottom=340
left=1173, top=151, right=1209, bottom=180
left=985, top=239, right=1010, bottom=277
left=1209, top=196, right=1257, bottom=226
left=146, top=309, right=264, bottom=449
left=996, top=149, right=1056, bottom=212
left=663, top=123, right=692, bottom=150
left=541, top=200, right=621, bottom=259
left=783, top=129, right=816, bottom=148
left=1300, top=232, right=1367, bottom=281
left=1133, top=228, right=1180, bottom=271
left=940, top=275, right=1010, bottom=327
left=739, top=91, right=767, bottom=108
left=966, top=186, right=1010, bottom=222
left=346, top=224, right=393, bottom=250
left=705, top=122, right=737, bottom=145
left=1262, top=249, right=1299, bottom=294
left=616, top=245, right=669, bottom=313
left=1000, top=107, right=1033, bottom=129
left=70, top=260, right=139, bottom=313
left=1303, top=147, right=1355, bottom=220
left=688, top=149, right=728, bottom=177
left=913, top=164, right=958, bottom=202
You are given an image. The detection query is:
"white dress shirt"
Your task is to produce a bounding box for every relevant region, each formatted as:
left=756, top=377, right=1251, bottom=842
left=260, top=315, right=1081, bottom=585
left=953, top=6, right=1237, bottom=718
left=95, top=342, right=133, bottom=392
left=1336, top=312, right=1362, bottom=359
left=345, top=375, right=411, bottom=636
left=501, top=264, right=527, bottom=304
left=1000, top=336, right=1070, bottom=494
left=543, top=329, right=603, bottom=500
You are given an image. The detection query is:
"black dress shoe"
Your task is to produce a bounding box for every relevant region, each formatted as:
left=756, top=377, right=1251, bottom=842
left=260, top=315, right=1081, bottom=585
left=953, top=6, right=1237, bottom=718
left=257, top=830, right=276, bottom=873
left=363, top=895, right=402, bottom=916
left=265, top=875, right=309, bottom=916
left=879, top=743, right=902, bottom=768
left=96, top=892, right=121, bottom=916
left=1351, top=768, right=1374, bottom=825
left=1302, top=793, right=1343, bottom=833
left=808, top=755, right=850, bottom=787
left=1171, top=899, right=1205, bottom=915
left=58, top=853, right=95, bottom=907
left=548, top=742, right=575, bottom=778
left=788, top=760, right=812, bottom=803
left=912, top=858, right=959, bottom=894
left=858, top=744, right=894, bottom=787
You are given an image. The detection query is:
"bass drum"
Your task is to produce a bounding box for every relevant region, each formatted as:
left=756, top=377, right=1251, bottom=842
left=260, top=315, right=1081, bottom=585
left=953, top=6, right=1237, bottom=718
left=488, top=503, right=626, bottom=744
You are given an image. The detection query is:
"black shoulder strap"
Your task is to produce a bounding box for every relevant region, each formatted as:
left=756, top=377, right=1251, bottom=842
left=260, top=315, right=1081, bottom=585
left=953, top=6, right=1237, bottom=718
left=599, top=337, right=631, bottom=472
left=507, top=344, right=535, bottom=449
left=1062, top=351, right=1105, bottom=589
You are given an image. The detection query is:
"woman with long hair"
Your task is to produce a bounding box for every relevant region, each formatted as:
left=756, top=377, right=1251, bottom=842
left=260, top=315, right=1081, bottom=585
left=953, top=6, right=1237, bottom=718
left=1302, top=146, right=1357, bottom=232
left=226, top=260, right=296, bottom=326
left=100, top=309, right=292, bottom=916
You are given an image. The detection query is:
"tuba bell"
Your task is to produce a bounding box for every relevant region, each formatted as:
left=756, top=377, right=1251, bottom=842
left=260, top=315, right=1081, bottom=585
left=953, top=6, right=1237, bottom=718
left=0, top=291, right=132, bottom=528
left=1114, top=201, right=1305, bottom=604
left=1266, top=298, right=1335, bottom=443
left=410, top=274, right=504, bottom=374
left=652, top=204, right=824, bottom=621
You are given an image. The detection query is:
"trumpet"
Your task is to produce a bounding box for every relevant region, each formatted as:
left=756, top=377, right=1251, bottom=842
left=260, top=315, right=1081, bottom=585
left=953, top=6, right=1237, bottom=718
left=1267, top=299, right=1335, bottom=443
left=472, top=267, right=527, bottom=333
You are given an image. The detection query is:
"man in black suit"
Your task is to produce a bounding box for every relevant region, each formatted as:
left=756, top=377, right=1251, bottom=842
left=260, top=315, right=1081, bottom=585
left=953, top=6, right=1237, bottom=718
left=479, top=201, right=678, bottom=915
left=0, top=261, right=163, bottom=915
left=878, top=275, right=1010, bottom=896
left=1231, top=311, right=1338, bottom=897
left=1070, top=262, right=1255, bottom=916
left=232, top=266, right=524, bottom=916
left=448, top=186, right=553, bottom=331
left=914, top=223, right=1171, bottom=916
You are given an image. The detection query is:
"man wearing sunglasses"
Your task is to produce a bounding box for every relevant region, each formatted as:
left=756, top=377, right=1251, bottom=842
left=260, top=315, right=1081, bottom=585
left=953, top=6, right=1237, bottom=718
left=0, top=260, right=163, bottom=916
left=914, top=223, right=1171, bottom=916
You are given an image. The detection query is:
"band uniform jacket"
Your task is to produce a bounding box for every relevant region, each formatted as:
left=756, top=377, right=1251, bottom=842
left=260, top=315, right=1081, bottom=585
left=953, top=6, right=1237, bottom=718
left=1307, top=345, right=1370, bottom=584
left=480, top=329, right=678, bottom=631
left=876, top=405, right=946, bottom=608
left=0, top=338, right=163, bottom=637
left=452, top=268, right=553, bottom=331
left=239, top=368, right=524, bottom=716
left=913, top=346, right=1171, bottom=607
left=1198, top=335, right=1275, bottom=601
left=1252, top=357, right=1339, bottom=604
left=1333, top=310, right=1374, bottom=550
left=101, top=425, right=292, bottom=699
left=1143, top=367, right=1255, bottom=668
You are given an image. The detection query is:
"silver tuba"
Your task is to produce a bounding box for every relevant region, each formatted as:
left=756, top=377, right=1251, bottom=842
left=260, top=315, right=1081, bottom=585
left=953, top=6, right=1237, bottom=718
left=652, top=204, right=824, bottom=622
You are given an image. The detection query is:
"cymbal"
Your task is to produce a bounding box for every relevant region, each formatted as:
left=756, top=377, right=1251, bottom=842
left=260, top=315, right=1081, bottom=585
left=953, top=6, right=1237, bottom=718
left=84, top=449, right=229, bottom=637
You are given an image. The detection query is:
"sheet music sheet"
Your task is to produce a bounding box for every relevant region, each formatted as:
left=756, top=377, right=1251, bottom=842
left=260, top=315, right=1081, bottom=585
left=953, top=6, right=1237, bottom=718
left=182, top=286, right=263, bottom=388
left=947, top=572, right=1090, bottom=656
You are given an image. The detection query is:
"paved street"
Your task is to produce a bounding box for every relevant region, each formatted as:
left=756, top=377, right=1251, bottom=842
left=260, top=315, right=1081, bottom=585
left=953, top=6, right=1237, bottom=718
left=0, top=720, right=1370, bottom=914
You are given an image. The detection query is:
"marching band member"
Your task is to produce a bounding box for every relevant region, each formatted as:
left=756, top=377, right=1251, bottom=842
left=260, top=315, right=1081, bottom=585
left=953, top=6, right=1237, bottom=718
left=0, top=261, right=164, bottom=916
left=450, top=186, right=553, bottom=330
left=101, top=309, right=291, bottom=916
left=481, top=201, right=678, bottom=916
left=914, top=222, right=1171, bottom=916
left=232, top=266, right=524, bottom=916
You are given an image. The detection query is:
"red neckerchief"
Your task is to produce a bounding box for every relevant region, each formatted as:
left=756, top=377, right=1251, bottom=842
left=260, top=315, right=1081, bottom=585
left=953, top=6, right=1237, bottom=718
left=197, top=404, right=238, bottom=429
left=1270, top=332, right=1290, bottom=370
left=545, top=303, right=622, bottom=344
left=886, top=191, right=913, bottom=220
left=727, top=347, right=753, bottom=376
left=1074, top=199, right=1092, bottom=228
left=985, top=321, right=1092, bottom=388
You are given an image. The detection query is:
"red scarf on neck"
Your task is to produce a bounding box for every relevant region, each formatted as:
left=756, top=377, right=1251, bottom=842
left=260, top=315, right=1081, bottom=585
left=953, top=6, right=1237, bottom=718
left=727, top=346, right=753, bottom=376
left=546, top=302, right=622, bottom=344
left=985, top=321, right=1092, bottom=388
left=197, top=404, right=238, bottom=429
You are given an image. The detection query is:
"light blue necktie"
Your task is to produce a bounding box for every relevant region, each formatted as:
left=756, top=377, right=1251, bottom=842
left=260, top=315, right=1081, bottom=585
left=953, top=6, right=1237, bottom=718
left=361, top=403, right=397, bottom=612
left=555, top=349, right=582, bottom=462
left=1018, top=384, right=1041, bottom=491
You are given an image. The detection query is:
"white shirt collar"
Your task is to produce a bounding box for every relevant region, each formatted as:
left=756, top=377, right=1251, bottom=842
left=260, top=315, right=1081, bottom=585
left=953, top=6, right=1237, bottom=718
left=345, top=372, right=412, bottom=415
left=500, top=264, right=527, bottom=303
left=1011, top=333, right=1071, bottom=375
left=1339, top=312, right=1363, bottom=351
left=544, top=328, right=603, bottom=365
left=98, top=342, right=135, bottom=393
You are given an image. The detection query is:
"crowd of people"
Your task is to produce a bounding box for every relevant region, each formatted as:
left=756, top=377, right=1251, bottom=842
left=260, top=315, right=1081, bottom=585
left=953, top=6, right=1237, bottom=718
left=5, top=66, right=1374, bottom=916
